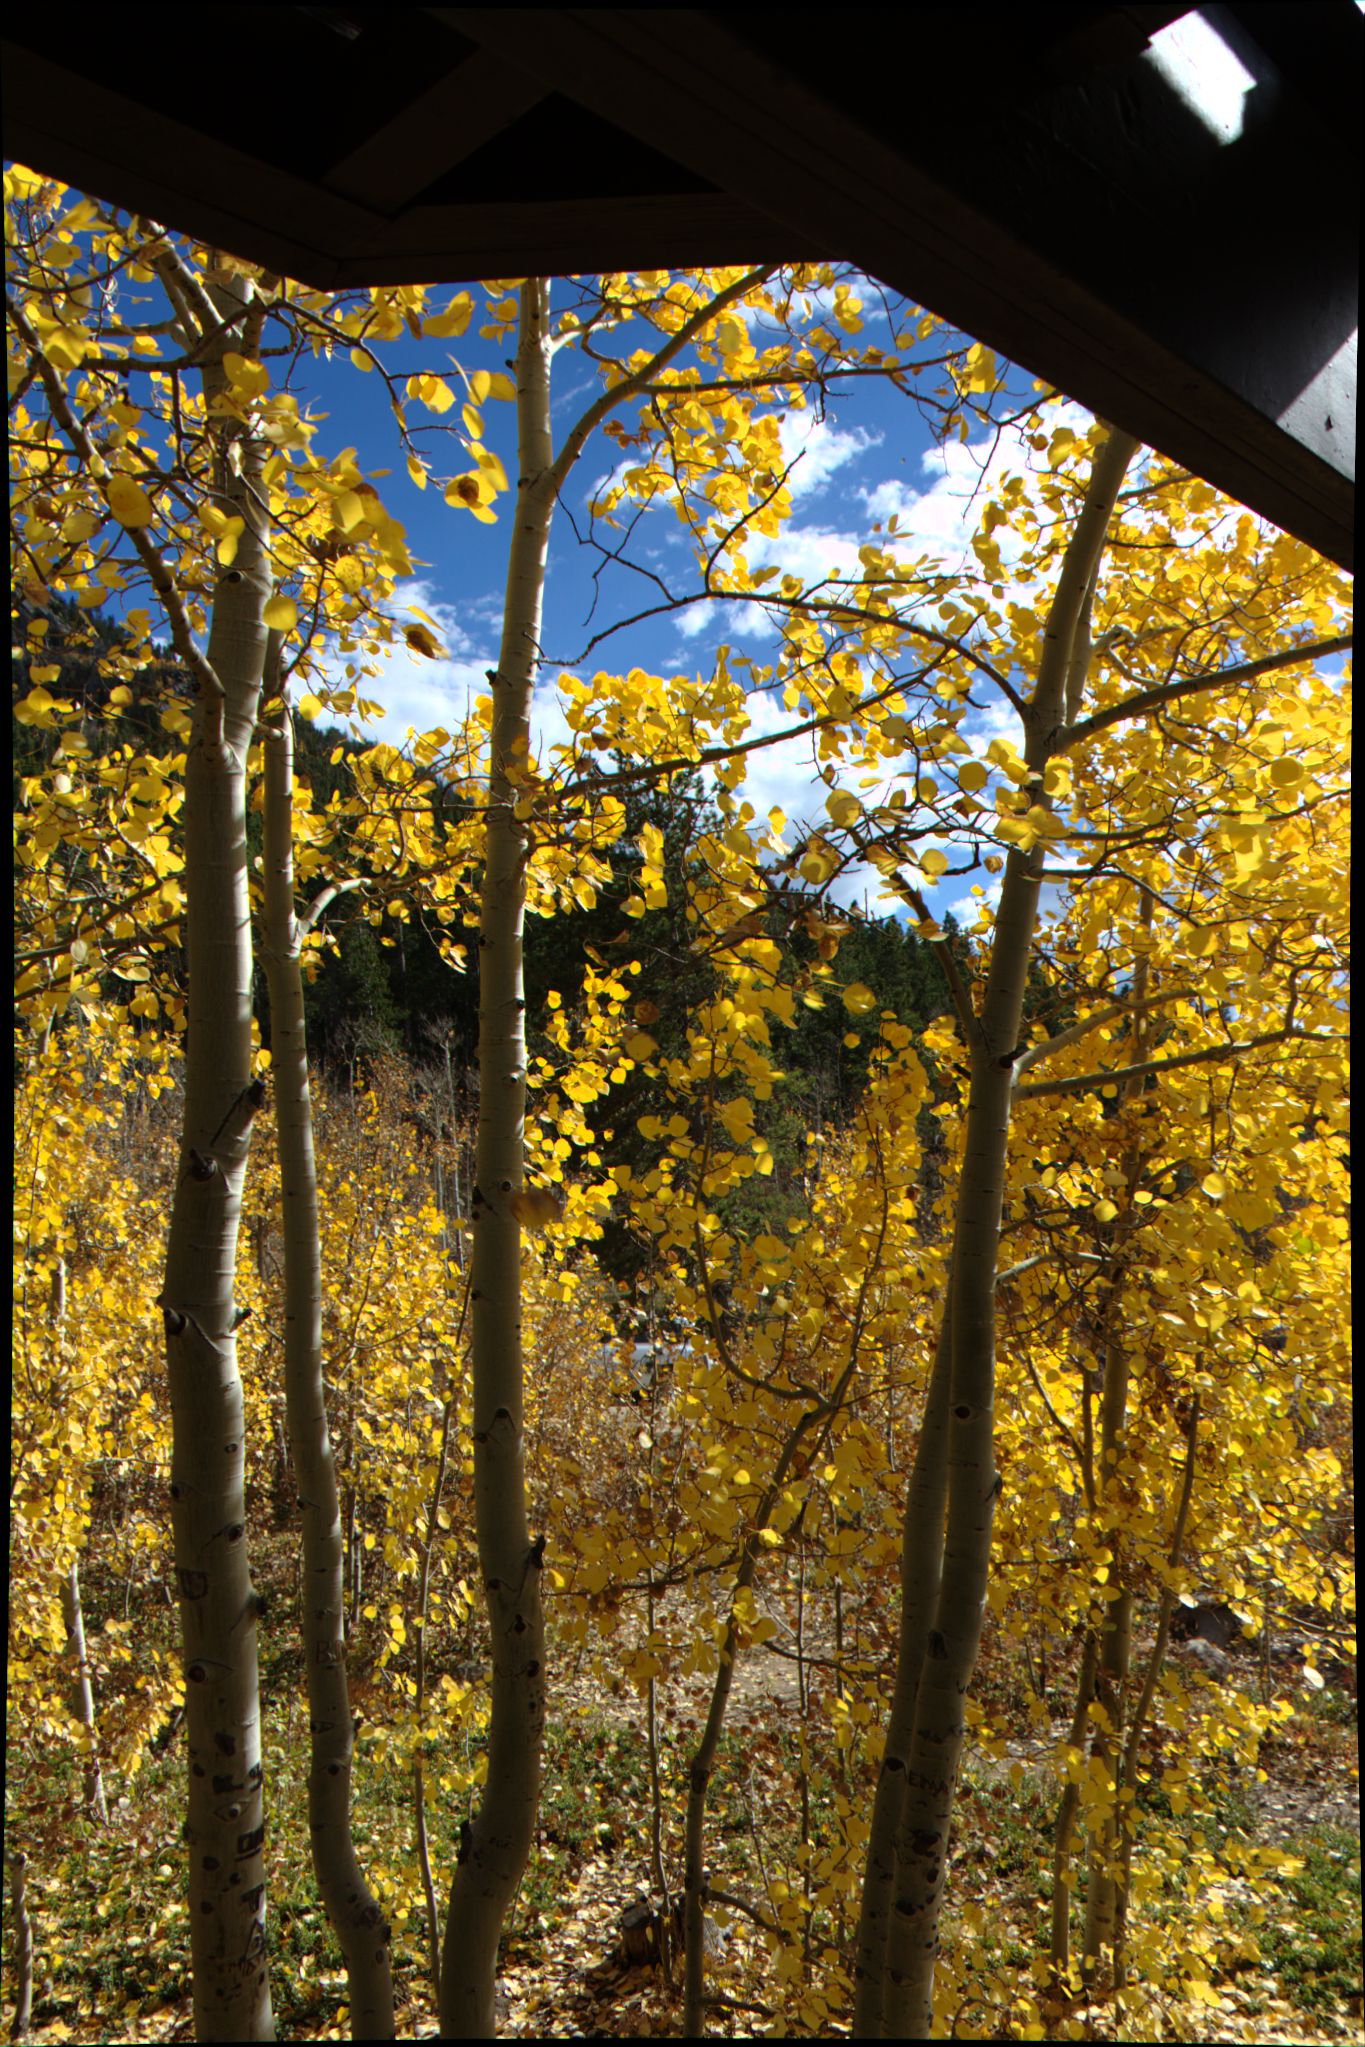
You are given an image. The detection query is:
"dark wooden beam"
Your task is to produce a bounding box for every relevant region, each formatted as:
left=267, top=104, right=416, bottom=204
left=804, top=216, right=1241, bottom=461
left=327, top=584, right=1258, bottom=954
left=439, top=8, right=1355, bottom=568
left=2, top=5, right=1353, bottom=565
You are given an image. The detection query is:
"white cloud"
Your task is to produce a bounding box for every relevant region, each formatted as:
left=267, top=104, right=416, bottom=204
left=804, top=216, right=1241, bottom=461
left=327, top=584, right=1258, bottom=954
left=674, top=596, right=771, bottom=641
left=779, top=413, right=881, bottom=502
left=309, top=578, right=499, bottom=743
left=861, top=399, right=1095, bottom=582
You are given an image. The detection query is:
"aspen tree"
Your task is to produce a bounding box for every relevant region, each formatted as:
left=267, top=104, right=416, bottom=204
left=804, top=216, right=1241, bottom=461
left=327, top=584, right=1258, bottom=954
left=154, top=256, right=279, bottom=2042
left=260, top=662, right=395, bottom=2037
left=861, top=426, right=1140, bottom=2036
left=438, top=262, right=778, bottom=2037
left=851, top=420, right=1350, bottom=2032
left=9, top=177, right=495, bottom=2037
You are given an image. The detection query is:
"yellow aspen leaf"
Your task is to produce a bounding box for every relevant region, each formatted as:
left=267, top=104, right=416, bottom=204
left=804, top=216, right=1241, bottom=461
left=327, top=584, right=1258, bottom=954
left=424, top=292, right=473, bottom=338
left=842, top=983, right=877, bottom=1016
left=404, top=623, right=443, bottom=659
left=509, top=1184, right=566, bottom=1231
left=445, top=473, right=497, bottom=522
left=474, top=445, right=509, bottom=492
left=263, top=594, right=297, bottom=632
left=957, top=760, right=989, bottom=793
left=919, top=849, right=949, bottom=879
left=1202, top=1173, right=1227, bottom=1199
left=222, top=352, right=269, bottom=399
left=406, top=372, right=454, bottom=413
left=104, top=474, right=155, bottom=527
left=1093, top=1199, right=1119, bottom=1223
left=334, top=490, right=365, bottom=532
left=15, top=687, right=65, bottom=726
left=212, top=515, right=245, bottom=565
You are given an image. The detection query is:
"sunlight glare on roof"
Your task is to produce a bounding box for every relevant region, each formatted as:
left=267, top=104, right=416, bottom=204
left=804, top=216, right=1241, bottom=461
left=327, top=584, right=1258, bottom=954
left=1144, top=9, right=1257, bottom=144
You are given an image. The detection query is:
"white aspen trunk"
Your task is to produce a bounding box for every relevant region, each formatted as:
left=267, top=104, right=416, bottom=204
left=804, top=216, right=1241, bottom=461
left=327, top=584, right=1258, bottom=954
left=160, top=275, right=276, bottom=2044
left=438, top=280, right=554, bottom=2039
left=876, top=427, right=1138, bottom=2037
left=51, top=1256, right=109, bottom=1828
left=260, top=701, right=395, bottom=2037
left=59, top=1559, right=108, bottom=1827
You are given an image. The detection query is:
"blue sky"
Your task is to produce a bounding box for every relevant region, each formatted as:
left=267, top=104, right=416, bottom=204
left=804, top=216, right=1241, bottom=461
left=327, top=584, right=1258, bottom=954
left=299, top=273, right=1075, bottom=928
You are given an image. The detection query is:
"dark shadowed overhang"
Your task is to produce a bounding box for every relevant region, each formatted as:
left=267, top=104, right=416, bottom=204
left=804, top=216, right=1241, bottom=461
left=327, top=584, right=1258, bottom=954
left=3, top=3, right=1356, bottom=567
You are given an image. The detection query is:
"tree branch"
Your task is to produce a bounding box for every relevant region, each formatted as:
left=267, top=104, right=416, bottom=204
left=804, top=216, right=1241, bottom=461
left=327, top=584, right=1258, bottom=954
left=1058, top=634, right=1353, bottom=750
left=8, top=292, right=225, bottom=723
left=1010, top=988, right=1197, bottom=1090
left=554, top=656, right=946, bottom=804
left=1013, top=1027, right=1347, bottom=1102
left=547, top=266, right=778, bottom=501
left=894, top=879, right=981, bottom=1047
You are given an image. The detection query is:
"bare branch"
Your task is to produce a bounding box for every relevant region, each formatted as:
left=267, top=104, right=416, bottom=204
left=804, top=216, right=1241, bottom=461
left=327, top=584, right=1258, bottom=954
left=298, top=877, right=368, bottom=938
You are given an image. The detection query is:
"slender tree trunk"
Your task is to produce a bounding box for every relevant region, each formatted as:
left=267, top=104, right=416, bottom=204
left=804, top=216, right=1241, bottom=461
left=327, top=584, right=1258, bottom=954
left=59, top=1560, right=108, bottom=1827
left=873, top=427, right=1138, bottom=2038
left=8, top=1852, right=33, bottom=2043
left=438, top=280, right=554, bottom=2038
left=412, top=1273, right=469, bottom=2011
left=851, top=1309, right=952, bottom=2035
left=1080, top=1324, right=1134, bottom=1981
left=1049, top=1628, right=1098, bottom=1979
left=160, top=271, right=277, bottom=2044
left=1110, top=1394, right=1200, bottom=1994
left=260, top=697, right=395, bottom=2037
left=1080, top=907, right=1151, bottom=1987
left=681, top=1359, right=863, bottom=2033
left=51, top=1256, right=109, bottom=1828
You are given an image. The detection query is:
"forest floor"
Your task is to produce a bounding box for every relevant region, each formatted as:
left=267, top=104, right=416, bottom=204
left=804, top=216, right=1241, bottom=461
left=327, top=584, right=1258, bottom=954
left=4, top=1597, right=1359, bottom=2043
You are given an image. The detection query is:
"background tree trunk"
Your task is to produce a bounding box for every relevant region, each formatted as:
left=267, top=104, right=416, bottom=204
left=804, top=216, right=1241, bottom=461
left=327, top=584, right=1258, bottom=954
left=59, top=1560, right=108, bottom=1827
left=851, top=1309, right=952, bottom=2034
left=260, top=690, right=395, bottom=2037
left=8, top=1853, right=33, bottom=2044
left=874, top=427, right=1138, bottom=2037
